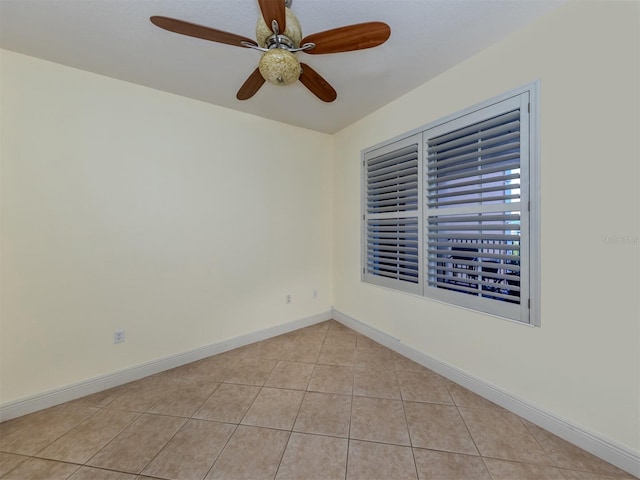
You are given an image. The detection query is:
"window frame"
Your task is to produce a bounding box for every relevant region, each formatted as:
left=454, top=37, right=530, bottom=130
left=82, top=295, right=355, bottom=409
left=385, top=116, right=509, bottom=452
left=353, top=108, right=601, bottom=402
left=361, top=82, right=540, bottom=326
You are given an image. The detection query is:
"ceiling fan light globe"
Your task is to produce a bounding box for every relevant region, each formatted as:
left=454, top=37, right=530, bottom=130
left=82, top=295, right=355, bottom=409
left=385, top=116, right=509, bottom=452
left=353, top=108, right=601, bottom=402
left=256, top=7, right=302, bottom=48
left=259, top=49, right=301, bottom=85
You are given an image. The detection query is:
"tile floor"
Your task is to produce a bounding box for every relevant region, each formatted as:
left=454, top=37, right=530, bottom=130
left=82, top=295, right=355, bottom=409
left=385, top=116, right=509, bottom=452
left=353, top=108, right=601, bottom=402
left=0, top=320, right=636, bottom=480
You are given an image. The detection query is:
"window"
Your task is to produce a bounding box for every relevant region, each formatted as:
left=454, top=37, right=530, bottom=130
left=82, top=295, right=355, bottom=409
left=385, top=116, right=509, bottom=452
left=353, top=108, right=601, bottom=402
left=362, top=84, right=539, bottom=325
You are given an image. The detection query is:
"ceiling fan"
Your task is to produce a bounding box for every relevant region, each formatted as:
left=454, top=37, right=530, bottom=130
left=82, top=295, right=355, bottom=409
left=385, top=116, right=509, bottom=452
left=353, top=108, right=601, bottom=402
left=150, top=0, right=391, bottom=102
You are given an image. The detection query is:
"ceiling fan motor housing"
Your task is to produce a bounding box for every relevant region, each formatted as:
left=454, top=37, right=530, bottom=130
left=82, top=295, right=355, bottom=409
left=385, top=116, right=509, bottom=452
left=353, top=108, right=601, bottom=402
left=255, top=7, right=302, bottom=48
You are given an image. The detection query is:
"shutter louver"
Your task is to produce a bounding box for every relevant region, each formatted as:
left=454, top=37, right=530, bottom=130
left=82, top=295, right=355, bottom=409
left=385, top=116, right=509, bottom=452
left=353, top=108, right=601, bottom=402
left=426, top=109, right=523, bottom=306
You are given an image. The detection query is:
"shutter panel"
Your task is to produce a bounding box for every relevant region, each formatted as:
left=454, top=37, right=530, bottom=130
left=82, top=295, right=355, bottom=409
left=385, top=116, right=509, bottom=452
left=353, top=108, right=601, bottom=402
left=424, top=98, right=528, bottom=320
left=363, top=134, right=422, bottom=294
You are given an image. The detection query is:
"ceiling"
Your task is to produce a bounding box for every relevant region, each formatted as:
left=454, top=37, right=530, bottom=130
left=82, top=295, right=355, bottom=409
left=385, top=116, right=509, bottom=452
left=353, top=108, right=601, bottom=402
left=0, top=0, right=565, bottom=134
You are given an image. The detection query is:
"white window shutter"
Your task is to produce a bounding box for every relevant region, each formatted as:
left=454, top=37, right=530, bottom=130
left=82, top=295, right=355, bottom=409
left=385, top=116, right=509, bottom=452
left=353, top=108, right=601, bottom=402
left=424, top=94, right=529, bottom=322
left=360, top=84, right=538, bottom=325
left=363, top=134, right=423, bottom=295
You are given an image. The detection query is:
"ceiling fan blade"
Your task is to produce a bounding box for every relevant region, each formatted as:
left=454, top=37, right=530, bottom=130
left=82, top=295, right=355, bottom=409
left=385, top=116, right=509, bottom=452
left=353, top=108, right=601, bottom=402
left=237, top=68, right=266, bottom=100
left=301, top=22, right=390, bottom=54
left=299, top=63, right=337, bottom=102
left=150, top=16, right=257, bottom=48
left=257, top=0, right=286, bottom=33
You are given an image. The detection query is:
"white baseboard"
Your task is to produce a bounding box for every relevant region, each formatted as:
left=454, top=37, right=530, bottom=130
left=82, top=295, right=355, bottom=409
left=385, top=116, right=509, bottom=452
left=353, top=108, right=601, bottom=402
left=0, top=310, right=332, bottom=423
left=332, top=308, right=640, bottom=478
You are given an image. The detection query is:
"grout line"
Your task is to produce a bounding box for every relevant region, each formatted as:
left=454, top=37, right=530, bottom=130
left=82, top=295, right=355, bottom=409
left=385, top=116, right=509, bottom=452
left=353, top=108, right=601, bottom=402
left=398, top=386, right=420, bottom=480
left=345, top=377, right=354, bottom=480
left=201, top=423, right=240, bottom=480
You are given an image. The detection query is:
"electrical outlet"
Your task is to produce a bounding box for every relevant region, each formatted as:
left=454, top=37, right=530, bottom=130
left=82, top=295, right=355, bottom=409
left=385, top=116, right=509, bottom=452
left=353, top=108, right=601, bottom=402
left=286, top=294, right=292, bottom=304
left=114, top=329, right=125, bottom=344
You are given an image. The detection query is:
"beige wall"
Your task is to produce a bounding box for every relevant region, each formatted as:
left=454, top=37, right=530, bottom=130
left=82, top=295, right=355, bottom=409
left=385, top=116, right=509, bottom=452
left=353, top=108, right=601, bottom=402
left=332, top=0, right=639, bottom=452
left=0, top=50, right=333, bottom=403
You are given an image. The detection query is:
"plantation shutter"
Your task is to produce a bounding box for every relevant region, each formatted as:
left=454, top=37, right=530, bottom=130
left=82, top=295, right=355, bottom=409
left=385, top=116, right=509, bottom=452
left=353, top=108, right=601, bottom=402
left=424, top=95, right=530, bottom=321
left=363, top=134, right=422, bottom=295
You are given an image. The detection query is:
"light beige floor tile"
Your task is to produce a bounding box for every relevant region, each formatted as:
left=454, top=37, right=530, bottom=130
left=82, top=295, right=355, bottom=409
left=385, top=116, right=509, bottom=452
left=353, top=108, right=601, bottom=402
left=241, top=387, right=304, bottom=430
left=37, top=408, right=140, bottom=463
left=1, top=458, right=79, bottom=480
left=307, top=364, right=354, bottom=395
left=355, top=347, right=395, bottom=369
left=347, top=440, right=417, bottom=480
left=193, top=383, right=261, bottom=423
left=206, top=425, right=289, bottom=480
left=444, top=381, right=504, bottom=411
left=397, top=370, right=453, bottom=404
left=413, top=449, right=491, bottom=480
left=356, top=334, right=386, bottom=349
left=458, top=407, right=551, bottom=465
left=291, top=328, right=328, bottom=344
left=154, top=360, right=207, bottom=380
left=278, top=330, right=301, bottom=342
left=559, top=468, right=637, bottom=480
left=317, top=344, right=357, bottom=366
left=182, top=355, right=240, bottom=382
left=281, top=341, right=322, bottom=363
left=68, top=466, right=137, bottom=480
left=0, top=404, right=98, bottom=455
left=404, top=401, right=478, bottom=455
left=106, top=377, right=175, bottom=412
left=393, top=354, right=430, bottom=373
left=224, top=358, right=277, bottom=386
left=0, top=452, right=29, bottom=477
left=350, top=396, right=410, bottom=445
left=326, top=320, right=351, bottom=332
left=293, top=391, right=352, bottom=438
left=276, top=432, right=348, bottom=480
left=354, top=368, right=401, bottom=399
left=69, top=386, right=128, bottom=408
left=483, top=457, right=567, bottom=480
left=216, top=347, right=251, bottom=362
left=0, top=408, right=52, bottom=437
left=324, top=329, right=357, bottom=346
left=264, top=361, right=315, bottom=390
left=86, top=414, right=186, bottom=474
left=148, top=379, right=219, bottom=417
left=142, top=419, right=235, bottom=480
left=204, top=349, right=246, bottom=365
left=522, top=420, right=631, bottom=477
left=241, top=337, right=291, bottom=361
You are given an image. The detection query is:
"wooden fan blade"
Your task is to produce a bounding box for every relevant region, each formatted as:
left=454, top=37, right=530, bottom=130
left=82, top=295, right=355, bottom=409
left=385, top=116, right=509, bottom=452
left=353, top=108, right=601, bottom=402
left=299, top=63, right=337, bottom=102
left=257, top=0, right=286, bottom=33
left=237, top=68, right=266, bottom=100
left=301, top=22, right=390, bottom=54
left=150, top=16, right=257, bottom=48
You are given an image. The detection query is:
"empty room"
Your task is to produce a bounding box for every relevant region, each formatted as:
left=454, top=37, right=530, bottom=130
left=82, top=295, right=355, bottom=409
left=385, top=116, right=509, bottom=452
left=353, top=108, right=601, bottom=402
left=0, top=0, right=638, bottom=479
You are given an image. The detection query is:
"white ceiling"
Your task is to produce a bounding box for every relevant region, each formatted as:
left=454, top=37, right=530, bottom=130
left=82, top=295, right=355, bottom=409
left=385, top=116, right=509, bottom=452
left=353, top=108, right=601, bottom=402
left=0, top=0, right=565, bottom=133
